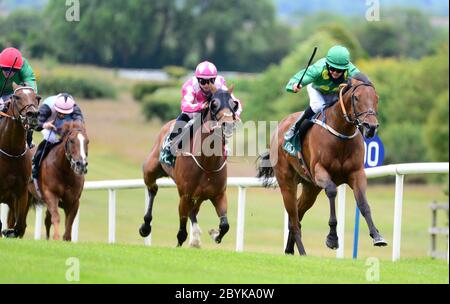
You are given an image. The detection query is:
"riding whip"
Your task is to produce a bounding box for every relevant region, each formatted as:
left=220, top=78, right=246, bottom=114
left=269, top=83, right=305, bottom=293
left=297, top=47, right=317, bottom=89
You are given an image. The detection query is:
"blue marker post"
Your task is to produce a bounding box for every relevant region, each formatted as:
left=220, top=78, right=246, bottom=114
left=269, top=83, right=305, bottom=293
left=353, top=135, right=384, bottom=259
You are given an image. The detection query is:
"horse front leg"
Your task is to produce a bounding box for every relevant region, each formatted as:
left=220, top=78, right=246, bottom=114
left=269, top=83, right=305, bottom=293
left=189, top=202, right=202, bottom=248
left=209, top=193, right=229, bottom=244
left=314, top=164, right=339, bottom=250
left=63, top=199, right=80, bottom=241
left=177, top=195, right=191, bottom=247
left=3, top=191, right=29, bottom=238
left=139, top=184, right=158, bottom=237
left=349, top=170, right=387, bottom=246
left=279, top=180, right=305, bottom=255
left=45, top=193, right=61, bottom=240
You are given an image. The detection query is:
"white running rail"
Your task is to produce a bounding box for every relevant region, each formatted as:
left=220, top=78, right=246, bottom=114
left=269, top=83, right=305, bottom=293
left=2, top=162, right=447, bottom=261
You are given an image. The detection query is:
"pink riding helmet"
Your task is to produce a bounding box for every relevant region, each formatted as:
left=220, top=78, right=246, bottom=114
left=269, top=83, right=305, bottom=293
left=54, top=93, right=75, bottom=114
left=195, top=61, right=217, bottom=79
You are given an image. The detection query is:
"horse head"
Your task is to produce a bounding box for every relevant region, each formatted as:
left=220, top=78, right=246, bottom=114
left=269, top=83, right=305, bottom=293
left=10, top=82, right=41, bottom=130
left=341, top=74, right=379, bottom=138
left=61, top=120, right=89, bottom=175
left=206, top=83, right=240, bottom=138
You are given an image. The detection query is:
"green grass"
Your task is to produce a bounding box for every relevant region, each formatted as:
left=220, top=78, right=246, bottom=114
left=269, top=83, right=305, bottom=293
left=20, top=143, right=449, bottom=259
left=0, top=239, right=447, bottom=284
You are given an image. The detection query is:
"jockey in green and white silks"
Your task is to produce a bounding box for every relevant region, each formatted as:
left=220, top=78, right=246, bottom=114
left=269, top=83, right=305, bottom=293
left=284, top=45, right=360, bottom=147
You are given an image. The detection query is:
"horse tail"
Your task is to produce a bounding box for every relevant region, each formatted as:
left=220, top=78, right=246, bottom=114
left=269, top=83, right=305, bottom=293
left=256, top=151, right=276, bottom=188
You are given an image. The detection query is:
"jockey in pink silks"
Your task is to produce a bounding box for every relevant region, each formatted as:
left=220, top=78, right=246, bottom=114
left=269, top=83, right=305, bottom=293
left=161, top=61, right=242, bottom=162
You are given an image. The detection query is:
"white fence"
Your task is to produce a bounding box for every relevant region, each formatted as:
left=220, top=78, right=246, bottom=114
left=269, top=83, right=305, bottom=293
left=1, top=162, right=448, bottom=261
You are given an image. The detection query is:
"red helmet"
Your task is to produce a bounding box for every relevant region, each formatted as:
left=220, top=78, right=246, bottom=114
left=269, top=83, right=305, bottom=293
left=0, top=47, right=24, bottom=69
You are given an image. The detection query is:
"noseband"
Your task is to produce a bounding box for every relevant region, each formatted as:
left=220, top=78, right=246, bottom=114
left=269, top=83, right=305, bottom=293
left=64, top=128, right=86, bottom=172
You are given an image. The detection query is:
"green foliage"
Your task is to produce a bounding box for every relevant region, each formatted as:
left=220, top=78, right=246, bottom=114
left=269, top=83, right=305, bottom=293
left=423, top=90, right=449, bottom=162
left=40, top=0, right=291, bottom=72
left=162, top=66, right=188, bottom=80
left=131, top=81, right=175, bottom=102
left=141, top=87, right=180, bottom=121
left=380, top=123, right=428, bottom=164
left=241, top=31, right=340, bottom=122
left=356, top=9, right=439, bottom=59
left=39, top=76, right=116, bottom=99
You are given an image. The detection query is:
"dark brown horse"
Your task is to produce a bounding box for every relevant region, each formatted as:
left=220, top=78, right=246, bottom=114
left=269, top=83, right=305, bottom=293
left=257, top=74, right=387, bottom=255
left=139, top=85, right=239, bottom=248
left=28, top=120, right=88, bottom=241
left=0, top=83, right=40, bottom=237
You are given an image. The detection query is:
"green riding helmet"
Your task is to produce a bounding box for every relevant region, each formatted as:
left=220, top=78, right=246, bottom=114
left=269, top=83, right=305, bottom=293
left=326, top=45, right=351, bottom=70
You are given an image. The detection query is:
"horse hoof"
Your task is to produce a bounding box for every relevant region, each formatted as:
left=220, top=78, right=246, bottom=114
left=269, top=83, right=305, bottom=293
left=373, top=236, right=388, bottom=247
left=189, top=240, right=202, bottom=248
left=208, top=229, right=219, bottom=242
left=326, top=235, right=339, bottom=250
left=139, top=224, right=151, bottom=237
left=2, top=229, right=18, bottom=238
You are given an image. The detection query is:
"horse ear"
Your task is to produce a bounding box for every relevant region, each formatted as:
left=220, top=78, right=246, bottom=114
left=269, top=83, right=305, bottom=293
left=228, top=83, right=235, bottom=94
left=12, top=82, right=20, bottom=91
left=209, top=82, right=217, bottom=94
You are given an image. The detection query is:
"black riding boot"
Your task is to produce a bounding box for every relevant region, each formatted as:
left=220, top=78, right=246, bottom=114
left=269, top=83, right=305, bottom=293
left=26, top=130, right=34, bottom=149
left=32, top=140, right=48, bottom=179
left=163, top=113, right=191, bottom=151
left=284, top=106, right=315, bottom=141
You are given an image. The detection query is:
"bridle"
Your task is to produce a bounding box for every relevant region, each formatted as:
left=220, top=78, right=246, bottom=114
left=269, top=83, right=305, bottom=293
left=339, top=82, right=378, bottom=128
left=183, top=91, right=238, bottom=174
left=0, top=86, right=39, bottom=130
left=64, top=128, right=88, bottom=174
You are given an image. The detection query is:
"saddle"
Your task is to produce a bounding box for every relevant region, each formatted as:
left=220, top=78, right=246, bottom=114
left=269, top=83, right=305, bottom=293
left=159, top=118, right=198, bottom=167
left=282, top=111, right=323, bottom=183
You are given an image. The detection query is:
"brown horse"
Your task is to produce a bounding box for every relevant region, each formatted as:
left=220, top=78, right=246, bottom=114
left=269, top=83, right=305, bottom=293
left=28, top=120, right=88, bottom=241
left=0, top=83, right=40, bottom=237
left=139, top=85, right=240, bottom=247
left=257, top=74, right=387, bottom=255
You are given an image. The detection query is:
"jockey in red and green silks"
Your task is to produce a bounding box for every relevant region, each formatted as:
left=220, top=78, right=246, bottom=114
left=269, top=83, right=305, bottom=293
left=0, top=47, right=38, bottom=148
left=284, top=45, right=360, bottom=143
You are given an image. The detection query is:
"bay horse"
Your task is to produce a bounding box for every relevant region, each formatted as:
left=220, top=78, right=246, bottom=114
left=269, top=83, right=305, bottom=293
left=139, top=84, right=239, bottom=248
left=257, top=74, right=387, bottom=256
left=0, top=82, right=40, bottom=237
left=28, top=120, right=88, bottom=241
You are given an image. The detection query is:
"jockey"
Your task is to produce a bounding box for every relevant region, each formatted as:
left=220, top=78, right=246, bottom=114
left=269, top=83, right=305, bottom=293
left=161, top=60, right=242, bottom=165
left=0, top=47, right=38, bottom=148
left=284, top=45, right=360, bottom=145
left=31, top=93, right=84, bottom=181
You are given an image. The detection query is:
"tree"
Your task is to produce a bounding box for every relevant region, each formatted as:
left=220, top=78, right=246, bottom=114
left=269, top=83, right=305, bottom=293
left=423, top=90, right=449, bottom=162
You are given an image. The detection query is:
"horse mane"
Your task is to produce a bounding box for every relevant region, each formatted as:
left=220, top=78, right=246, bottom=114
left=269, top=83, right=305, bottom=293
left=60, top=120, right=86, bottom=140
left=342, top=73, right=373, bottom=95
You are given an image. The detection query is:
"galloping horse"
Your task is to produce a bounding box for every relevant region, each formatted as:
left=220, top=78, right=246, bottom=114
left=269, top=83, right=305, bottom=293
left=139, top=84, right=239, bottom=248
left=257, top=74, right=387, bottom=255
left=0, top=82, right=40, bottom=237
left=28, top=120, right=88, bottom=241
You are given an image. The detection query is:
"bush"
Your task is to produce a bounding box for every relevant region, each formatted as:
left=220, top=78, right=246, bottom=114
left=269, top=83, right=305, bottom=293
left=39, top=75, right=116, bottom=99
left=132, top=81, right=175, bottom=102
left=141, top=87, right=180, bottom=121
left=163, top=66, right=188, bottom=80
